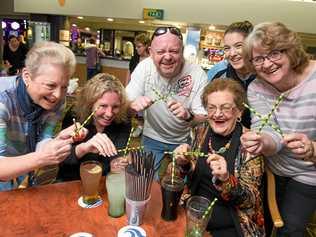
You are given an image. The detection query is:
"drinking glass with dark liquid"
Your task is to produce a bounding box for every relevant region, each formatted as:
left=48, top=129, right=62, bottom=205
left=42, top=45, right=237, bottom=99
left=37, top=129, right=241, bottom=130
left=80, top=160, right=103, bottom=205
left=161, top=175, right=184, bottom=221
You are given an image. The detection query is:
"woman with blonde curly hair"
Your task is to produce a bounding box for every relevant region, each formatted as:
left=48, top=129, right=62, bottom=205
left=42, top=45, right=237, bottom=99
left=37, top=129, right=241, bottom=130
left=58, top=73, right=132, bottom=181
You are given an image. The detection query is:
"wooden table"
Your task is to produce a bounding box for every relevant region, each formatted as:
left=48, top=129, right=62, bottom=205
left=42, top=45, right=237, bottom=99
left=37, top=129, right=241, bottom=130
left=0, top=180, right=188, bottom=237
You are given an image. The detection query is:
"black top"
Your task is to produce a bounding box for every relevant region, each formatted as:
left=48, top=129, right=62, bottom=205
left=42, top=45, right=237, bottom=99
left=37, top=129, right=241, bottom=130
left=57, top=109, right=132, bottom=181
left=189, top=123, right=244, bottom=236
left=3, top=44, right=28, bottom=75
left=129, top=54, right=140, bottom=73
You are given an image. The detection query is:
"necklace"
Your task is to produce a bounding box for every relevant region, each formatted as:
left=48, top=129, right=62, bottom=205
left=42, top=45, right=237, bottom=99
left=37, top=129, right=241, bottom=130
left=208, top=137, right=231, bottom=155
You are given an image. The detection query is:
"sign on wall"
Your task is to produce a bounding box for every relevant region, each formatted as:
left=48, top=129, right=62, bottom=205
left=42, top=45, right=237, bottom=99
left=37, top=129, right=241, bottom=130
left=143, top=8, right=164, bottom=20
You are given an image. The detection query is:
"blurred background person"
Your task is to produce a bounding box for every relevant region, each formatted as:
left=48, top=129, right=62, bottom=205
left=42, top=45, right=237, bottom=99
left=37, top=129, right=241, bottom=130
left=172, top=79, right=264, bottom=237
left=3, top=35, right=28, bottom=76
left=85, top=37, right=105, bottom=80
left=58, top=73, right=131, bottom=181
left=126, top=33, right=151, bottom=138
left=207, top=21, right=255, bottom=128
left=241, top=22, right=316, bottom=237
left=0, top=41, right=81, bottom=191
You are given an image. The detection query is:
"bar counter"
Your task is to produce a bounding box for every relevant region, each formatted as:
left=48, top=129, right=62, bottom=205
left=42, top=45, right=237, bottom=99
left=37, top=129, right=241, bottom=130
left=74, top=56, right=129, bottom=87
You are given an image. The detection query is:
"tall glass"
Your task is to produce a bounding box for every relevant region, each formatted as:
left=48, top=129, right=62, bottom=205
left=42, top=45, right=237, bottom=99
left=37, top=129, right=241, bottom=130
left=185, top=196, right=211, bottom=237
left=161, top=175, right=184, bottom=221
left=80, top=160, right=103, bottom=205
left=106, top=171, right=125, bottom=217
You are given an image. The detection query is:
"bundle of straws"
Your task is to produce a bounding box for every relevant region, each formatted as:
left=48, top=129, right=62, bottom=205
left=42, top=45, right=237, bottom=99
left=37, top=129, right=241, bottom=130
left=125, top=150, right=155, bottom=201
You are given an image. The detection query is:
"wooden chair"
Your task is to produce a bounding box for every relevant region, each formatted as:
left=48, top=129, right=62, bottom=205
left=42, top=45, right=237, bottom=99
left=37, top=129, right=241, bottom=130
left=266, top=166, right=316, bottom=237
left=266, top=166, right=284, bottom=229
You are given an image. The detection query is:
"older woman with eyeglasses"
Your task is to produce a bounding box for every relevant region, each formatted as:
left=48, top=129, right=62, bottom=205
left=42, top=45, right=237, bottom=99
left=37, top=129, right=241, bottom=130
left=241, top=22, right=316, bottom=237
left=172, top=79, right=264, bottom=237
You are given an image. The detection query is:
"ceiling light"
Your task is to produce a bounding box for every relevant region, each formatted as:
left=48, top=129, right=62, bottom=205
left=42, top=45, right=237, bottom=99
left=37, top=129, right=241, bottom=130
left=85, top=27, right=90, bottom=31
left=77, top=16, right=84, bottom=19
left=11, top=22, right=20, bottom=30
left=208, top=25, right=215, bottom=31
left=72, top=24, right=77, bottom=27
left=107, top=18, right=114, bottom=22
left=139, top=20, right=145, bottom=24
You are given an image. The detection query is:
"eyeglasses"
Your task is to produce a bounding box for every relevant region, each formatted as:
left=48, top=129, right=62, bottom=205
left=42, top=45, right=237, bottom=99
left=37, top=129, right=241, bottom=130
left=151, top=27, right=183, bottom=41
left=250, top=49, right=285, bottom=66
left=207, top=104, right=236, bottom=116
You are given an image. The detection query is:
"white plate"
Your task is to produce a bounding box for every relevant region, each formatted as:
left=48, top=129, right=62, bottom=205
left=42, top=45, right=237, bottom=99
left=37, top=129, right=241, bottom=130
left=117, top=226, right=146, bottom=237
left=69, top=232, right=94, bottom=237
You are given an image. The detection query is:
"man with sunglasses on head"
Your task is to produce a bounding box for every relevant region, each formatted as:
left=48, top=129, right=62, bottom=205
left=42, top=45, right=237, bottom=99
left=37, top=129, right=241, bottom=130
left=126, top=26, right=208, bottom=179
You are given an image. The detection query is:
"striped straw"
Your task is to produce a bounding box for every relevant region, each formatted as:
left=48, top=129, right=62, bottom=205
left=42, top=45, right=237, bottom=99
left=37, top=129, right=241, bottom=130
left=72, top=106, right=99, bottom=136
left=171, top=153, right=176, bottom=184
left=164, top=150, right=208, bottom=158
left=151, top=87, right=169, bottom=103
left=202, top=197, right=218, bottom=220
left=122, top=127, right=135, bottom=157
left=243, top=93, right=284, bottom=136
left=117, top=146, right=144, bottom=154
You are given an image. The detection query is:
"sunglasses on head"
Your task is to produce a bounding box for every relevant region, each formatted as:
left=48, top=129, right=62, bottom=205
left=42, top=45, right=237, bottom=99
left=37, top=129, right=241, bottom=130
left=151, top=27, right=183, bottom=41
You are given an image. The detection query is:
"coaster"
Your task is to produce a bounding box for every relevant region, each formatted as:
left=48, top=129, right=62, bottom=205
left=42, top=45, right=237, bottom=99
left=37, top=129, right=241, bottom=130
left=117, top=226, right=146, bottom=237
left=69, top=232, right=94, bottom=237
left=77, top=196, right=103, bottom=208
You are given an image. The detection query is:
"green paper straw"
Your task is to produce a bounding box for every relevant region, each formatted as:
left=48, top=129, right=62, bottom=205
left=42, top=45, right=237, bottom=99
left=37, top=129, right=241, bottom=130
left=72, top=106, right=99, bottom=137
left=171, top=153, right=176, bottom=184
left=117, top=146, right=144, bottom=154
left=122, top=127, right=135, bottom=156
left=202, top=197, right=218, bottom=220
left=243, top=93, right=284, bottom=136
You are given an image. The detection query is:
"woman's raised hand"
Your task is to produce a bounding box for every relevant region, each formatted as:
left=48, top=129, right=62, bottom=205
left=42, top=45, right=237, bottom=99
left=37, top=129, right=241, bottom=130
left=240, top=131, right=264, bottom=156
left=207, top=154, right=229, bottom=182
left=80, top=133, right=117, bottom=157
left=173, top=143, right=191, bottom=166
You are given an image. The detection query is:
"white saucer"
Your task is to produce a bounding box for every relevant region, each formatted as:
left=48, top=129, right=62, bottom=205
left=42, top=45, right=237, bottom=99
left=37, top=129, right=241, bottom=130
left=69, top=232, right=94, bottom=237
left=77, top=196, right=103, bottom=208
left=117, top=226, right=146, bottom=237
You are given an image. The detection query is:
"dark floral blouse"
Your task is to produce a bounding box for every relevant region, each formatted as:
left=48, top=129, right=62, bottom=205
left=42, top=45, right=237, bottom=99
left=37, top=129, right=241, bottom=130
left=189, top=123, right=265, bottom=237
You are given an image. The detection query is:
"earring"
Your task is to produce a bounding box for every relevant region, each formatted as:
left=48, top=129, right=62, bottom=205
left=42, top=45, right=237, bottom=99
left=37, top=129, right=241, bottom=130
left=237, top=117, right=242, bottom=123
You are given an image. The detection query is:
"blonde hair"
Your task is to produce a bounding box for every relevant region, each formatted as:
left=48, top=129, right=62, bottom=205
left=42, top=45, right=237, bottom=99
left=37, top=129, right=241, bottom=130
left=75, top=73, right=129, bottom=123
left=25, top=41, right=76, bottom=77
left=134, top=33, right=151, bottom=47
left=244, top=22, right=309, bottom=74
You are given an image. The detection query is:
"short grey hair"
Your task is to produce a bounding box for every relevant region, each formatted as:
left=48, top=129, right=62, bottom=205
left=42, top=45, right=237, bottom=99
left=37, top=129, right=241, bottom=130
left=25, top=41, right=76, bottom=77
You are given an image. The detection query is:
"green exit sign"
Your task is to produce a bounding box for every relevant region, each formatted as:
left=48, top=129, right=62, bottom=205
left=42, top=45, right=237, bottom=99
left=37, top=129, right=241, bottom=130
left=143, top=8, right=164, bottom=20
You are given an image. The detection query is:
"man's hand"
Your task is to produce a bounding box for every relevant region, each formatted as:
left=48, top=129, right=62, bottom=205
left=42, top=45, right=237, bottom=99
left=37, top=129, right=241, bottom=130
left=167, top=100, right=191, bottom=121
left=130, top=96, right=153, bottom=112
